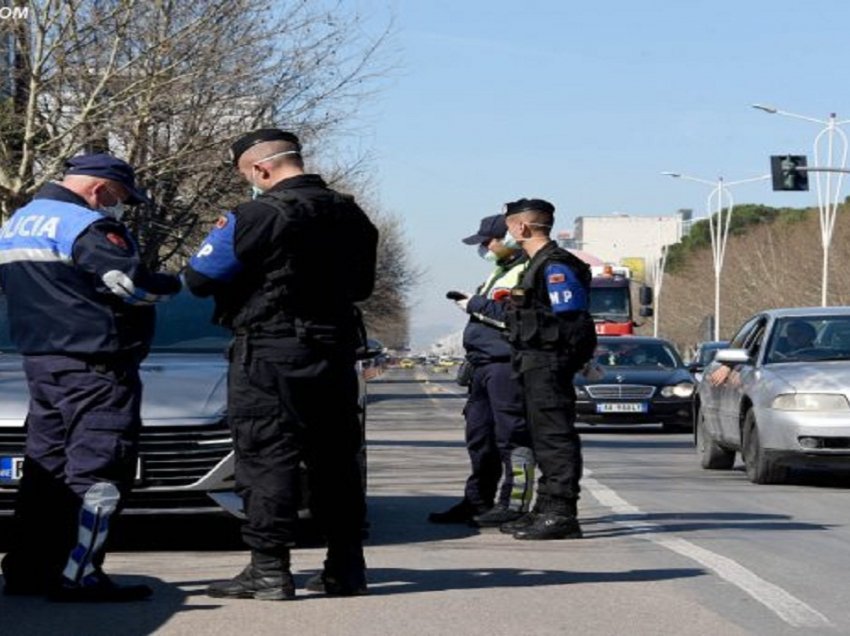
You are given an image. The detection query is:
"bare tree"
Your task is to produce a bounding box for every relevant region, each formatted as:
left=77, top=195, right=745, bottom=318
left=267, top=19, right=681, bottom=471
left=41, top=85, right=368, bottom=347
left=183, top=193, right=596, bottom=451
left=1, top=0, right=392, bottom=267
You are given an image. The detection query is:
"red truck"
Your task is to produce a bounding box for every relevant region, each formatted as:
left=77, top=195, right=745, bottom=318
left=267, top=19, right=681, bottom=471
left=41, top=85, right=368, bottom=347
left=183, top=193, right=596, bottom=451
left=589, top=264, right=653, bottom=336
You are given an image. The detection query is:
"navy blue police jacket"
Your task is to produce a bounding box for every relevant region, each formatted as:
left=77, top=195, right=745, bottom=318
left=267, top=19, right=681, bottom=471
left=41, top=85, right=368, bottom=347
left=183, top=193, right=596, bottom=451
left=0, top=183, right=181, bottom=356
left=462, top=252, right=528, bottom=366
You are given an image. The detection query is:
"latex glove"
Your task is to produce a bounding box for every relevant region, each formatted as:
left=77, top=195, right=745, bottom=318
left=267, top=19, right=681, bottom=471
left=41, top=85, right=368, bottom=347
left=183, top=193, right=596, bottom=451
left=455, top=297, right=470, bottom=312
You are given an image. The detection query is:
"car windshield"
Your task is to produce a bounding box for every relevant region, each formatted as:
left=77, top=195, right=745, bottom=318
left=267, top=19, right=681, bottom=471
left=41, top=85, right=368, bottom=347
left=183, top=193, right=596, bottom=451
left=593, top=341, right=681, bottom=369
left=764, top=315, right=850, bottom=364
left=0, top=290, right=230, bottom=354
left=589, top=288, right=630, bottom=318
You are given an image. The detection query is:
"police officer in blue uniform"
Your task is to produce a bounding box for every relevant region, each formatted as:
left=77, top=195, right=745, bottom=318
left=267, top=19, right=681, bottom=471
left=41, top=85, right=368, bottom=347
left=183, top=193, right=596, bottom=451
left=185, top=129, right=378, bottom=600
left=500, top=199, right=597, bottom=540
left=428, top=214, right=535, bottom=527
left=0, top=154, right=182, bottom=600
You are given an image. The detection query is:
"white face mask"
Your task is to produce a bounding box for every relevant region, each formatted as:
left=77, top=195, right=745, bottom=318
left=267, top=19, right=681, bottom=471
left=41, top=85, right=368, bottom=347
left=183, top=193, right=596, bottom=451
left=250, top=150, right=301, bottom=198
left=478, top=244, right=498, bottom=262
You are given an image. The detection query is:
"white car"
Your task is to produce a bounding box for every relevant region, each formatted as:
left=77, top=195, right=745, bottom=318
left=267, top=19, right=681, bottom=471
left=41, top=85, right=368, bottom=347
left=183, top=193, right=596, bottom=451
left=0, top=292, right=374, bottom=515
left=695, top=306, right=850, bottom=484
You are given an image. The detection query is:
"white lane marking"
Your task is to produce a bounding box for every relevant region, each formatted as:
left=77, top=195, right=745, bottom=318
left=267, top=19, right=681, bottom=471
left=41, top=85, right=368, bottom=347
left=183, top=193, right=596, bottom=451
left=583, top=469, right=832, bottom=629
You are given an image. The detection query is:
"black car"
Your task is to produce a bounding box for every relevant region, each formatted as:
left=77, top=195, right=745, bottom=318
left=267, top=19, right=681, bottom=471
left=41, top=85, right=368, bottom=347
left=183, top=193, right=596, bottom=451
left=686, top=340, right=730, bottom=383
left=575, top=336, right=695, bottom=432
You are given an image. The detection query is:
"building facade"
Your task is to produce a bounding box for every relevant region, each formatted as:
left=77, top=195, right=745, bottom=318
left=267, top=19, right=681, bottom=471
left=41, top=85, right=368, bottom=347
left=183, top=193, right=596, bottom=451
left=568, top=210, right=691, bottom=280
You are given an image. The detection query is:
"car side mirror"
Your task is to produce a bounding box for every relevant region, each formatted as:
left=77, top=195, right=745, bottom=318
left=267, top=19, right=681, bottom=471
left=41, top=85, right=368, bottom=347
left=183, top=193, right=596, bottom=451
left=714, top=348, right=750, bottom=364
left=639, top=307, right=654, bottom=318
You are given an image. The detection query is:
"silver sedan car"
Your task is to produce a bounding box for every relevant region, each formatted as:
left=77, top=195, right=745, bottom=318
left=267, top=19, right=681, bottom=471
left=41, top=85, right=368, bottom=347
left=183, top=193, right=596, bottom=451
left=695, top=306, right=850, bottom=484
left=0, top=291, right=373, bottom=515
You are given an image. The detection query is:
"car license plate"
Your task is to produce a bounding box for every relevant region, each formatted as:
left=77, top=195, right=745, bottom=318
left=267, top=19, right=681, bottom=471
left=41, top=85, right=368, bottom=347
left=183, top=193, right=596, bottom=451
left=596, top=402, right=648, bottom=413
left=0, top=457, right=142, bottom=484
left=0, top=456, right=24, bottom=483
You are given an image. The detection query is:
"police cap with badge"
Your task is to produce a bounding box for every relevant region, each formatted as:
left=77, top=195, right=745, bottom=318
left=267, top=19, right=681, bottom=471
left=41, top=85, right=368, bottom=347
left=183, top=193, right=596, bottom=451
left=65, top=154, right=151, bottom=205
left=230, top=128, right=302, bottom=166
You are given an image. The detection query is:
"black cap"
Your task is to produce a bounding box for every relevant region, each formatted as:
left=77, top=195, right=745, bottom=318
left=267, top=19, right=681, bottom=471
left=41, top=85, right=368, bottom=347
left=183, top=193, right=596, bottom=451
left=462, top=214, right=508, bottom=245
left=503, top=198, right=555, bottom=217
left=65, top=153, right=150, bottom=205
left=230, top=128, right=301, bottom=166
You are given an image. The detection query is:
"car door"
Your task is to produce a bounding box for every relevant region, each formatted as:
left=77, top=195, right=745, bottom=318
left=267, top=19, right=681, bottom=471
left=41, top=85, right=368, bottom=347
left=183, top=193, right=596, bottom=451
left=717, top=315, right=767, bottom=446
left=701, top=317, right=758, bottom=430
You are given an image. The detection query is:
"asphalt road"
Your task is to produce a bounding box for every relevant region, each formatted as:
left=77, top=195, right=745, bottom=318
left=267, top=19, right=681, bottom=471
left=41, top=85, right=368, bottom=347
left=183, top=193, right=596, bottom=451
left=3, top=367, right=850, bottom=635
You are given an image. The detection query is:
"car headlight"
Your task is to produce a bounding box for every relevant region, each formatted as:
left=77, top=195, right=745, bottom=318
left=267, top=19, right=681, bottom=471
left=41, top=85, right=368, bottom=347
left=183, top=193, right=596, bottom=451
left=661, top=382, right=695, bottom=398
left=772, top=393, right=850, bottom=411
left=575, top=386, right=588, bottom=398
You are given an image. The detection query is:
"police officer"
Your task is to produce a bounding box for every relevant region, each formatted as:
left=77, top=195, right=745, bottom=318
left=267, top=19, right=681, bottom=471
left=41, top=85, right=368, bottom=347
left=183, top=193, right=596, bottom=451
left=501, top=198, right=596, bottom=540
left=185, top=128, right=378, bottom=600
left=428, top=214, right=535, bottom=527
left=0, top=154, right=182, bottom=600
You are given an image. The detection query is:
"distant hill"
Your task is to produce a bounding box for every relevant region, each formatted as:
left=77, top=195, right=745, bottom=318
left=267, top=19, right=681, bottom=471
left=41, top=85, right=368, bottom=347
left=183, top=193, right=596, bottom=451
left=646, top=203, right=850, bottom=353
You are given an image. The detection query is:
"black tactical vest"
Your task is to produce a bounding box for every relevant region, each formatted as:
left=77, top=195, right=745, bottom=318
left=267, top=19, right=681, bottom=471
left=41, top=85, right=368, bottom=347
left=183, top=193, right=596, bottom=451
left=224, top=186, right=377, bottom=344
left=506, top=241, right=597, bottom=364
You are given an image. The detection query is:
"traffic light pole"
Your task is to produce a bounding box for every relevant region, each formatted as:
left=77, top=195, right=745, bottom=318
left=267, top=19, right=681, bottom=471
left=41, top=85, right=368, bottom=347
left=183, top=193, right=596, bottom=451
left=753, top=105, right=850, bottom=306
left=662, top=172, right=769, bottom=341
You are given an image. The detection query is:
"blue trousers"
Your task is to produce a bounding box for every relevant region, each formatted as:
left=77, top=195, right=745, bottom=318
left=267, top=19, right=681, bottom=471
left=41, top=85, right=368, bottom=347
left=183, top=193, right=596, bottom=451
left=3, top=354, right=142, bottom=587
left=463, top=360, right=531, bottom=508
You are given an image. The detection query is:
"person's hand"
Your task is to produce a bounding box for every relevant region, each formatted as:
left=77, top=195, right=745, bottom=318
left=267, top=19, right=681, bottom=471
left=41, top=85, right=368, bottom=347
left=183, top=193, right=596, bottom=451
left=708, top=365, right=732, bottom=386
left=446, top=290, right=470, bottom=312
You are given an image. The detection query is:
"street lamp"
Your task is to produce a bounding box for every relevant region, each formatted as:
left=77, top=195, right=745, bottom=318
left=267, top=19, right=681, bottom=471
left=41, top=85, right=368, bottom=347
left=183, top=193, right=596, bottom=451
left=650, top=244, right=668, bottom=338
left=752, top=104, right=849, bottom=306
left=662, top=172, right=770, bottom=341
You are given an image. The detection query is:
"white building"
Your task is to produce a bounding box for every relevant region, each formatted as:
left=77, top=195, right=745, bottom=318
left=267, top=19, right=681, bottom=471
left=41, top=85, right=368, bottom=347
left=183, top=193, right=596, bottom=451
left=569, top=211, right=691, bottom=280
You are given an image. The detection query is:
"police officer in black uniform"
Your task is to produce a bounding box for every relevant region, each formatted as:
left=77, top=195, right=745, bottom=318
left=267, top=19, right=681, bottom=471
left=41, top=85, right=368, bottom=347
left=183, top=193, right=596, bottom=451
left=185, top=129, right=378, bottom=600
left=0, top=154, right=182, bottom=600
left=500, top=198, right=597, bottom=540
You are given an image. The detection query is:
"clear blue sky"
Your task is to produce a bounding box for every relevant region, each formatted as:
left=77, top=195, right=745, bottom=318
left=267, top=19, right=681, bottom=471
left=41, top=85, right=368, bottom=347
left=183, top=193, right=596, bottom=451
left=355, top=0, right=850, bottom=348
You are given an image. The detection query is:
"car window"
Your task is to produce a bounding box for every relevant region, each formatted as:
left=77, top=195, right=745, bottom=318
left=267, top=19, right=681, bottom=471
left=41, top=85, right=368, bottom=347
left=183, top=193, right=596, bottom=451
left=594, top=341, right=682, bottom=369
left=0, top=290, right=230, bottom=354
left=765, top=315, right=850, bottom=363
left=729, top=316, right=759, bottom=349
left=744, top=319, right=767, bottom=360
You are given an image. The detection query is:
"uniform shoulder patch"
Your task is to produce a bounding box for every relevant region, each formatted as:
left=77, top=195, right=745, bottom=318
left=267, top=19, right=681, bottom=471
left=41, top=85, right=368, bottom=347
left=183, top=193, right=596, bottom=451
left=215, top=215, right=229, bottom=229
left=548, top=272, right=565, bottom=284
left=106, top=232, right=129, bottom=250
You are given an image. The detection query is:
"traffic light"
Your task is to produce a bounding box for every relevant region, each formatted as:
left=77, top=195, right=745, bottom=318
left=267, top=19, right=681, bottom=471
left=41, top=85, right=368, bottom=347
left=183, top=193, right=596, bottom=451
left=770, top=155, right=809, bottom=191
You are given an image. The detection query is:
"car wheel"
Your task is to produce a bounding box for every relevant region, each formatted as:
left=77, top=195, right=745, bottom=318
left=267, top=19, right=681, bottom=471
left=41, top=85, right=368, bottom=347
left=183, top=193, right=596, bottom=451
left=742, top=409, right=785, bottom=484
left=696, top=407, right=735, bottom=469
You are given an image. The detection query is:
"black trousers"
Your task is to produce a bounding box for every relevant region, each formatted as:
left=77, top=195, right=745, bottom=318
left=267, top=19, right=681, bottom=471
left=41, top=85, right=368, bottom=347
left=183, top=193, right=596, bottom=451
left=463, top=361, right=530, bottom=508
left=515, top=352, right=582, bottom=513
left=228, top=336, right=365, bottom=568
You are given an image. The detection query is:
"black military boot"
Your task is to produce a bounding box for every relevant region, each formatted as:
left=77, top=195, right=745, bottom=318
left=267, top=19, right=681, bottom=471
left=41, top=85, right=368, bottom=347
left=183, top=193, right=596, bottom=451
left=499, top=511, right=538, bottom=534
left=512, top=512, right=583, bottom=540
left=499, top=494, right=548, bottom=534
left=305, top=544, right=367, bottom=597
left=470, top=505, right=524, bottom=528
left=206, top=551, right=295, bottom=601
